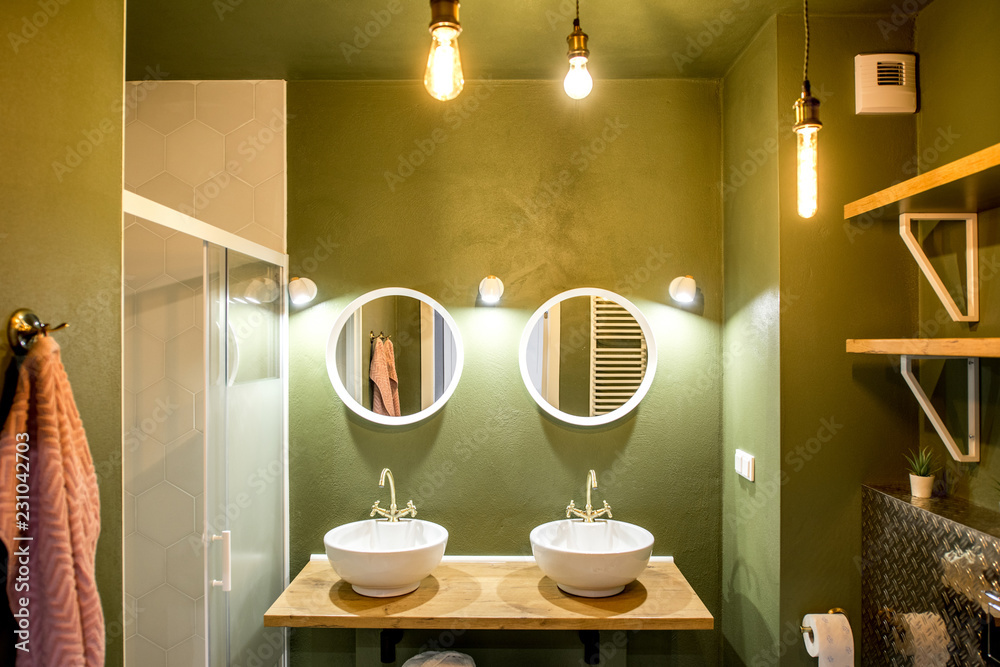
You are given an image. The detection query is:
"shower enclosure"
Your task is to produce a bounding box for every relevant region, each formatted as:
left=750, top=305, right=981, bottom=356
left=122, top=192, right=287, bottom=666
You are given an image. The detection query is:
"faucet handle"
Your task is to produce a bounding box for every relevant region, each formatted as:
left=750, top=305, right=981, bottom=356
left=566, top=500, right=577, bottom=518
left=370, top=500, right=382, bottom=518
left=602, top=501, right=612, bottom=519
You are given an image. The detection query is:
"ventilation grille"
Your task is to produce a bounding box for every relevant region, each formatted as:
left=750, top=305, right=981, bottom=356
left=876, top=61, right=905, bottom=86
left=588, top=296, right=646, bottom=417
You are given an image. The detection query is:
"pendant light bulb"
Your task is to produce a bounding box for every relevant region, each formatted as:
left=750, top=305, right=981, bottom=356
left=564, top=4, right=592, bottom=100
left=425, top=1, right=464, bottom=101
left=793, top=0, right=821, bottom=219
left=564, top=55, right=593, bottom=100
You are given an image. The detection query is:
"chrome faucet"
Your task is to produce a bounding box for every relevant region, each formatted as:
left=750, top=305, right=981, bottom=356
left=370, top=468, right=417, bottom=522
left=566, top=469, right=612, bottom=523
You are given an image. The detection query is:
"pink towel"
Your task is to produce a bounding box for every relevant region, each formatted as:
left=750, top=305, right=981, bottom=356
left=0, top=336, right=104, bottom=666
left=370, top=338, right=401, bottom=417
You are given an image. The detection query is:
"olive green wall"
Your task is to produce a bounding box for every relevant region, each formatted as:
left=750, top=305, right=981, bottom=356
left=721, top=17, right=782, bottom=666
left=776, top=14, right=917, bottom=666
left=0, top=1, right=124, bottom=665
left=912, top=0, right=1000, bottom=508
left=288, top=79, right=724, bottom=664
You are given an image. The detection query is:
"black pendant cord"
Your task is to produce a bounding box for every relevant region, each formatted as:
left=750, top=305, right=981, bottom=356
left=576, top=0, right=580, bottom=21
left=802, top=0, right=810, bottom=88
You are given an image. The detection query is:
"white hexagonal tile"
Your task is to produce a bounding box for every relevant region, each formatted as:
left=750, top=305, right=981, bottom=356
left=253, top=173, right=284, bottom=237
left=166, top=121, right=224, bottom=188
left=165, top=431, right=203, bottom=496
left=194, top=494, right=204, bottom=535
left=166, top=537, right=204, bottom=599
left=136, top=379, right=195, bottom=444
left=193, top=286, right=204, bottom=331
left=194, top=174, right=254, bottom=234
left=125, top=121, right=166, bottom=189
left=254, top=81, right=284, bottom=122
left=236, top=223, right=282, bottom=252
left=127, top=634, right=166, bottom=667
left=125, top=594, right=138, bottom=639
left=125, top=327, right=165, bottom=393
left=125, top=533, right=165, bottom=598
left=164, top=330, right=203, bottom=393
left=194, top=391, right=204, bottom=431
left=124, top=389, right=136, bottom=433
left=138, top=585, right=197, bottom=650
left=125, top=492, right=136, bottom=536
left=124, top=84, right=139, bottom=126
left=167, top=634, right=205, bottom=667
left=125, top=286, right=137, bottom=330
left=137, top=172, right=195, bottom=217
left=196, top=81, right=254, bottom=135
left=138, top=82, right=195, bottom=135
left=124, top=436, right=164, bottom=495
left=136, top=275, right=196, bottom=341
left=124, top=224, right=165, bottom=290
left=225, top=120, right=284, bottom=186
left=137, top=483, right=195, bottom=547
left=164, top=232, right=204, bottom=285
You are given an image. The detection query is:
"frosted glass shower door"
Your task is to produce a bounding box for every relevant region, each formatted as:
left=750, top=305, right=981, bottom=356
left=206, top=247, right=286, bottom=667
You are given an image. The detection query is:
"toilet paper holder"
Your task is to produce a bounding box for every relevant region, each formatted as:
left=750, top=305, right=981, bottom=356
left=800, top=608, right=847, bottom=641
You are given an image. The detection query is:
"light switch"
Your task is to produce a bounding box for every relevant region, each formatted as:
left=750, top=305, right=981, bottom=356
left=735, top=449, right=755, bottom=482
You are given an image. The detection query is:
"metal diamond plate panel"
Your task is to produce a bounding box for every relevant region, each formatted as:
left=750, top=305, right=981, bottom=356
left=862, top=487, right=1000, bottom=666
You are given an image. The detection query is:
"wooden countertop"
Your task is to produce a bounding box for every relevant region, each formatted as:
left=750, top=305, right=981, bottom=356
left=264, top=558, right=713, bottom=631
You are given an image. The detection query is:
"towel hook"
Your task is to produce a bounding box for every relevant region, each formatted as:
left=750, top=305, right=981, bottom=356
left=7, top=309, right=69, bottom=356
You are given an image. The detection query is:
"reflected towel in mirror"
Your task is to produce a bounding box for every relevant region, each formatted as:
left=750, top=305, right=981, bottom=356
left=370, top=337, right=401, bottom=417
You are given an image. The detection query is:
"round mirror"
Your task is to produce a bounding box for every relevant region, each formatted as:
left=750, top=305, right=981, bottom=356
left=326, top=288, right=464, bottom=426
left=519, top=288, right=656, bottom=426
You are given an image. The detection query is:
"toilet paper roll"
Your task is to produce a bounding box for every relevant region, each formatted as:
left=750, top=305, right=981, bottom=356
left=900, top=612, right=949, bottom=667
left=802, top=613, right=854, bottom=665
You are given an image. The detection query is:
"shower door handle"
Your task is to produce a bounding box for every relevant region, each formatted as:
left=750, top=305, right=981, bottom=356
left=211, top=531, right=232, bottom=592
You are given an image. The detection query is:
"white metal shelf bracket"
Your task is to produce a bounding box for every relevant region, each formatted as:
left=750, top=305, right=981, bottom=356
left=899, top=213, right=979, bottom=322
left=900, top=355, right=979, bottom=463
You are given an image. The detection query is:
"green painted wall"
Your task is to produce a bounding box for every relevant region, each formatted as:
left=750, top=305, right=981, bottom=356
left=287, top=79, right=724, bottom=664
left=721, top=17, right=782, bottom=666
left=912, top=0, right=1000, bottom=509
left=776, top=14, right=917, bottom=666
left=0, top=1, right=125, bottom=665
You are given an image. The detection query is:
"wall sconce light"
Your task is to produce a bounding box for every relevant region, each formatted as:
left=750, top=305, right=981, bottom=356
left=793, top=0, right=821, bottom=219
left=563, top=0, right=593, bottom=100
left=668, top=275, right=697, bottom=304
left=244, top=278, right=280, bottom=304
left=479, top=275, right=504, bottom=304
left=288, top=277, right=318, bottom=305
left=425, top=0, right=464, bottom=101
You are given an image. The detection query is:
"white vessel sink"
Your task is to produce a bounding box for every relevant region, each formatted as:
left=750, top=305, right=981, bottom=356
left=530, top=519, right=654, bottom=597
left=324, top=519, right=448, bottom=597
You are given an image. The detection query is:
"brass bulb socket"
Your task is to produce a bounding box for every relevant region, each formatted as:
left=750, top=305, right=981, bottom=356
left=793, top=92, right=822, bottom=132
left=567, top=21, right=589, bottom=59
left=429, top=0, right=460, bottom=32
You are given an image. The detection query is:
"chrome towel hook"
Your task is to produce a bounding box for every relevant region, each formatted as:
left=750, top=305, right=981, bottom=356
left=7, top=309, right=69, bottom=356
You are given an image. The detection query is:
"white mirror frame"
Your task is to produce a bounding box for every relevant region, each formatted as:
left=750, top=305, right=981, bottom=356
left=518, top=288, right=657, bottom=427
left=326, top=287, right=464, bottom=426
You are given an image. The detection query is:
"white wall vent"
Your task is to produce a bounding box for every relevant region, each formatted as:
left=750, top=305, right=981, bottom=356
left=855, top=53, right=917, bottom=114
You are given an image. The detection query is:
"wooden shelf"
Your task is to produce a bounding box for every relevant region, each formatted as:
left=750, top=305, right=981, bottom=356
left=844, top=142, right=1000, bottom=219
left=846, top=338, right=1000, bottom=357
left=264, top=558, right=714, bottom=631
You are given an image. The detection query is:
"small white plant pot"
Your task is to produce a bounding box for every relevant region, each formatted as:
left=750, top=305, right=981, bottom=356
left=909, top=474, right=935, bottom=499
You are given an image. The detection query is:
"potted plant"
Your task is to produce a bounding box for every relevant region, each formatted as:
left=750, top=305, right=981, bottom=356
left=904, top=447, right=936, bottom=498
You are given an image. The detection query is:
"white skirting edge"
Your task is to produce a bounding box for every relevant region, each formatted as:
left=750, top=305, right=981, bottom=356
left=310, top=554, right=674, bottom=563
